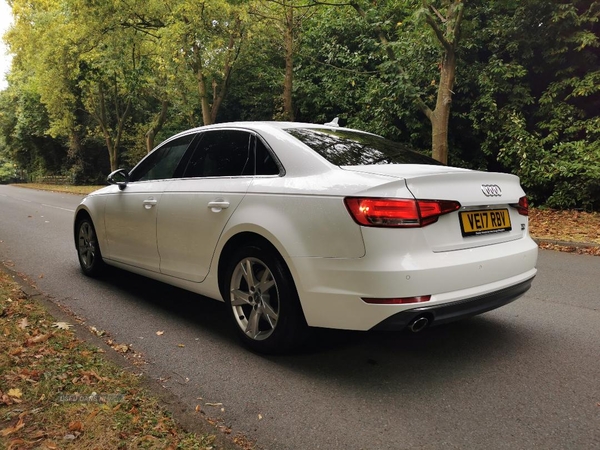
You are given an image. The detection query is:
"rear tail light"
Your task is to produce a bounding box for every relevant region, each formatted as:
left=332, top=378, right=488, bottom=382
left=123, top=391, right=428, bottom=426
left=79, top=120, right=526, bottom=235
left=344, top=197, right=461, bottom=228
left=512, top=196, right=529, bottom=216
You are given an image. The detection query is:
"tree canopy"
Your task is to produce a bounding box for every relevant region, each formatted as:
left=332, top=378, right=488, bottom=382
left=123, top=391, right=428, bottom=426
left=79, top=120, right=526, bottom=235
left=0, top=0, right=598, bottom=209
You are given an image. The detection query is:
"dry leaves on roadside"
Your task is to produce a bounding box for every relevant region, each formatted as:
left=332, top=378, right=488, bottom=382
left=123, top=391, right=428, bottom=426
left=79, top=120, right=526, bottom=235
left=0, top=412, right=26, bottom=437
left=24, top=332, right=53, bottom=347
left=530, top=208, right=600, bottom=244
left=52, top=321, right=73, bottom=330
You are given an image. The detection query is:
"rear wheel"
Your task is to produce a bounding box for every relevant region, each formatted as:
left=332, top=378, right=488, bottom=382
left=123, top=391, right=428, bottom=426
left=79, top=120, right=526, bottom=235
left=76, top=217, right=105, bottom=277
left=225, top=243, right=306, bottom=354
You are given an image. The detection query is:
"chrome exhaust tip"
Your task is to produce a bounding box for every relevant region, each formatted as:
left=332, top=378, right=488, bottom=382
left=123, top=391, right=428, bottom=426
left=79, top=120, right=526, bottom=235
left=408, top=316, right=430, bottom=333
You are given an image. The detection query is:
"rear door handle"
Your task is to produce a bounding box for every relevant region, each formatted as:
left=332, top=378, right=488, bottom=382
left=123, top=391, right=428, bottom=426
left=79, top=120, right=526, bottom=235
left=143, top=198, right=158, bottom=209
left=208, top=200, right=230, bottom=212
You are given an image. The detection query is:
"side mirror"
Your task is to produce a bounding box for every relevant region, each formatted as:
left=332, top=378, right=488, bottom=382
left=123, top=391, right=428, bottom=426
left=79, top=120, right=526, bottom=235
left=107, top=168, right=130, bottom=191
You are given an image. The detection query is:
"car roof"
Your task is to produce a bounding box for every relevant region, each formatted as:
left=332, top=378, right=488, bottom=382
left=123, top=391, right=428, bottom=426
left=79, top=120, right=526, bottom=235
left=170, top=121, right=375, bottom=138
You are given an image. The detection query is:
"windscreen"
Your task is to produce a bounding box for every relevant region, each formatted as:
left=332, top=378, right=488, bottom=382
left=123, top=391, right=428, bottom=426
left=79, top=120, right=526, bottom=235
left=285, top=128, right=442, bottom=166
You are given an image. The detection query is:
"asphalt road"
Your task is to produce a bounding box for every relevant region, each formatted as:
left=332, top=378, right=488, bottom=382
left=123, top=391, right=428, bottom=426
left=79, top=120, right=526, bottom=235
left=0, top=184, right=599, bottom=449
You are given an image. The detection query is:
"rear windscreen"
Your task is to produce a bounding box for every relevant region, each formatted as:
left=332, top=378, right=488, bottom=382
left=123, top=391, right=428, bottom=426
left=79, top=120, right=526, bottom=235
left=285, top=128, right=442, bottom=166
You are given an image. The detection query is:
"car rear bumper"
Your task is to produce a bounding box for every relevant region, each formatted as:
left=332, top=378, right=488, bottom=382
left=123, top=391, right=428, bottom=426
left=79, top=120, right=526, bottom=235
left=371, top=275, right=535, bottom=331
left=288, top=237, right=538, bottom=330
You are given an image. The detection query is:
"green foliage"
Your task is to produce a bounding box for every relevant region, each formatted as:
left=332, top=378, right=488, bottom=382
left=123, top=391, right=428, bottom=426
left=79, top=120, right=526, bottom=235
left=453, top=0, right=600, bottom=209
left=0, top=0, right=598, bottom=209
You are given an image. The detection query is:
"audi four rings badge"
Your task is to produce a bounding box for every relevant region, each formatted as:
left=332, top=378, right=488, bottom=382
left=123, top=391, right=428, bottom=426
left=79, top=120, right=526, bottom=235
left=481, top=184, right=502, bottom=197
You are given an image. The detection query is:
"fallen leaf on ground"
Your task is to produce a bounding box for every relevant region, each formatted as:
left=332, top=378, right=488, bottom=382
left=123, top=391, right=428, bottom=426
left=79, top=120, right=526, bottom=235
left=0, top=414, right=25, bottom=437
left=8, top=438, right=26, bottom=449
left=9, top=347, right=23, bottom=356
left=29, top=430, right=47, bottom=439
left=68, top=421, right=83, bottom=432
left=25, top=332, right=53, bottom=346
left=8, top=388, right=23, bottom=399
left=1, top=393, right=13, bottom=405
left=85, top=409, right=99, bottom=424
left=52, top=321, right=72, bottom=330
left=112, top=343, right=129, bottom=353
left=17, top=317, right=28, bottom=329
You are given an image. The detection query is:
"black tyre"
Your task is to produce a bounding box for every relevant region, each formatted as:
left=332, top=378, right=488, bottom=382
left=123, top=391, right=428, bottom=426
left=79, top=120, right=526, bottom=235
left=225, top=243, right=307, bottom=354
left=76, top=217, right=105, bottom=277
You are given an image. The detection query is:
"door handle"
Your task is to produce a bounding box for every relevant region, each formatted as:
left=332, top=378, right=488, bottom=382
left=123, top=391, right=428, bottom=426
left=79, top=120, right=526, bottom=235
left=143, top=198, right=158, bottom=209
left=208, top=200, right=230, bottom=212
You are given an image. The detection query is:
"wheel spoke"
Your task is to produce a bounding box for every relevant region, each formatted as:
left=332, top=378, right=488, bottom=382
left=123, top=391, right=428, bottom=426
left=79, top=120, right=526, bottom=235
left=230, top=289, right=252, bottom=306
left=83, top=250, right=92, bottom=267
left=261, top=299, right=278, bottom=329
left=245, top=307, right=261, bottom=339
left=81, top=223, right=91, bottom=240
left=258, top=268, right=275, bottom=292
left=240, top=259, right=256, bottom=287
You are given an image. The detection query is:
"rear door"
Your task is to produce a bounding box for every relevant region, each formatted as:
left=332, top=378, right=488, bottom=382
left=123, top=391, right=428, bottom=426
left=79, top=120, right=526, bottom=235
left=157, top=129, right=267, bottom=282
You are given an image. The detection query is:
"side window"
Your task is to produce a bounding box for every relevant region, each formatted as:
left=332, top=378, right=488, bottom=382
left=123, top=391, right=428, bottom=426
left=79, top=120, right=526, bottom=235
left=254, top=136, right=280, bottom=175
left=130, top=134, right=195, bottom=182
left=183, top=130, right=252, bottom=178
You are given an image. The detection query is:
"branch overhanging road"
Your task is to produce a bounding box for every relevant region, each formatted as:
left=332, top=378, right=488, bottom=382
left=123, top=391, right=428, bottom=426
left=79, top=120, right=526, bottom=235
left=1, top=185, right=599, bottom=449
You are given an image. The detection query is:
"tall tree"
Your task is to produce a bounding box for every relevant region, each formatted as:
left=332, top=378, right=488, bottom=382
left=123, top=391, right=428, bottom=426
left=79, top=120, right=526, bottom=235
left=349, top=0, right=465, bottom=164
left=250, top=0, right=317, bottom=121
left=163, top=0, right=247, bottom=126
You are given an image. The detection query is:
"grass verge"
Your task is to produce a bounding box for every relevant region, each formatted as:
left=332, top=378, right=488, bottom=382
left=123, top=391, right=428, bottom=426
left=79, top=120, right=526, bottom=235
left=0, top=269, right=222, bottom=450
left=11, top=183, right=105, bottom=196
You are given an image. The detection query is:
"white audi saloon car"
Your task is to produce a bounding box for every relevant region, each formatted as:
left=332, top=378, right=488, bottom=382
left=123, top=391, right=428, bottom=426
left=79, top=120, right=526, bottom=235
left=74, top=122, right=538, bottom=353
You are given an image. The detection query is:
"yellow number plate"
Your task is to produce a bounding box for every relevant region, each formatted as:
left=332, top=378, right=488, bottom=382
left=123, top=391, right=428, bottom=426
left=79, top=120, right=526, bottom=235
left=459, top=209, right=512, bottom=237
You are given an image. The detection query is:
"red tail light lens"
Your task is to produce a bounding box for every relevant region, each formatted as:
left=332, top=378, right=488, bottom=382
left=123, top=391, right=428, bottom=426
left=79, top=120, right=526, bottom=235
left=344, top=197, right=461, bottom=228
left=512, top=196, right=529, bottom=216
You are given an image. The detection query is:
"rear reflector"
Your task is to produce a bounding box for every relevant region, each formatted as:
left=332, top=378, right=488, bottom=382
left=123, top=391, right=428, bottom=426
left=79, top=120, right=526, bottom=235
left=344, top=197, right=461, bottom=228
left=362, top=296, right=431, bottom=305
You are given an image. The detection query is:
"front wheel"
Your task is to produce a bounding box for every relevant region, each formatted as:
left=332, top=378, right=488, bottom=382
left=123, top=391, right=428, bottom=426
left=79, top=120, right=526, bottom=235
left=76, top=217, right=105, bottom=277
left=225, top=243, right=307, bottom=354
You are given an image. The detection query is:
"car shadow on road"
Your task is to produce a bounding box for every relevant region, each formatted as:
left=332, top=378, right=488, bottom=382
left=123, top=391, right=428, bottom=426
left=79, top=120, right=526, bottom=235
left=88, top=265, right=239, bottom=346
left=86, top=265, right=534, bottom=387
left=271, top=313, right=534, bottom=389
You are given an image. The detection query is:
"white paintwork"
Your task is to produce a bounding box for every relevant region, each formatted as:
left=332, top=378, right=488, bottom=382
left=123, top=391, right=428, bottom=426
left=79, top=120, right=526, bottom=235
left=103, top=182, right=163, bottom=272
left=75, top=122, right=538, bottom=331
left=157, top=177, right=253, bottom=282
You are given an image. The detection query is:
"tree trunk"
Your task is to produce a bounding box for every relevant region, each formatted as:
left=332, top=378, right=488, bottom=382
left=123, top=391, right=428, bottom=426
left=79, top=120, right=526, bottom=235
left=282, top=3, right=295, bottom=121
left=108, top=142, right=118, bottom=172
left=146, top=100, right=169, bottom=153
left=197, top=70, right=213, bottom=126
left=430, top=49, right=456, bottom=165
left=194, top=43, right=213, bottom=126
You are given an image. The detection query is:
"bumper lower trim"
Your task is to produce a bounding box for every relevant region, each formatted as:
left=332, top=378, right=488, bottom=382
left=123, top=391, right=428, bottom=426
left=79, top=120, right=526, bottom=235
left=371, top=276, right=535, bottom=331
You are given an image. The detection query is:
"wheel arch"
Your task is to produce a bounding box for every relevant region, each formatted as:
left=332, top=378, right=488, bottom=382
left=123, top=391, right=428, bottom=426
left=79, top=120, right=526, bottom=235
left=216, top=231, right=307, bottom=323
left=73, top=207, right=93, bottom=248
